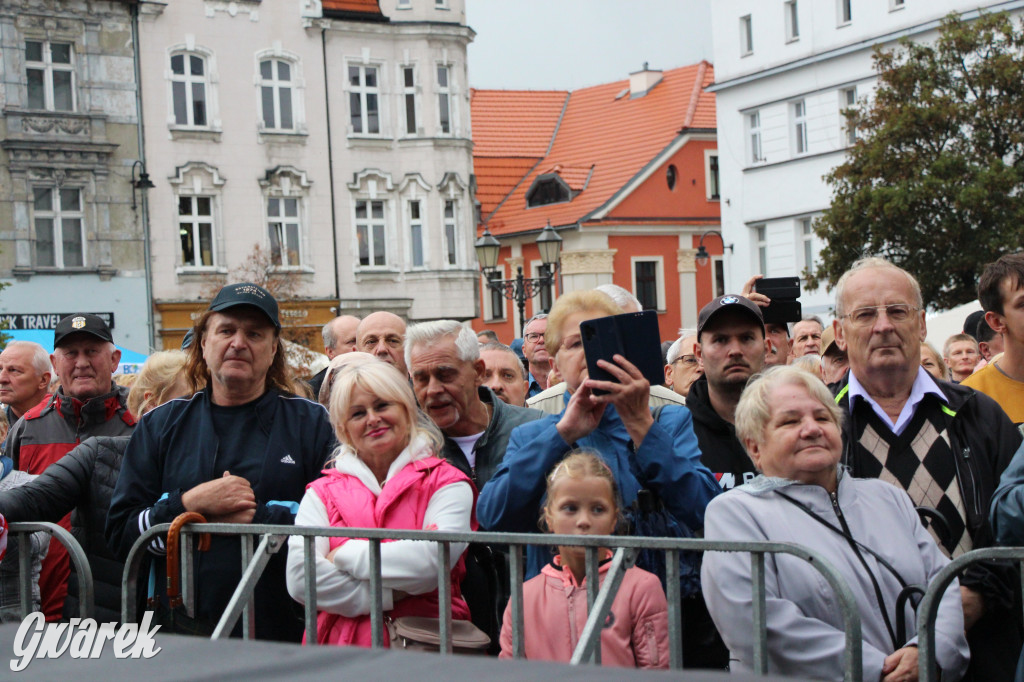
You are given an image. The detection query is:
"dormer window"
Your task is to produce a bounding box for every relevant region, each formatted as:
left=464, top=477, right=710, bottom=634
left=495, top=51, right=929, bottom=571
left=526, top=174, right=572, bottom=208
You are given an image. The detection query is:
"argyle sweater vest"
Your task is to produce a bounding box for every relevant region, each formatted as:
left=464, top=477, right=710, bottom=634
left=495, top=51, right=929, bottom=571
left=844, top=395, right=971, bottom=557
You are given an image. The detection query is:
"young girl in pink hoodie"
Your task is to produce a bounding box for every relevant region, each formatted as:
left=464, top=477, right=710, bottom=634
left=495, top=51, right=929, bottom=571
left=498, top=451, right=669, bottom=667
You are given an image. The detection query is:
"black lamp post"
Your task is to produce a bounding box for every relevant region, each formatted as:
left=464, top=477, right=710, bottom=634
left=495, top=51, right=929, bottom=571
left=694, top=229, right=734, bottom=266
left=475, top=222, right=563, bottom=333
left=131, top=160, right=155, bottom=210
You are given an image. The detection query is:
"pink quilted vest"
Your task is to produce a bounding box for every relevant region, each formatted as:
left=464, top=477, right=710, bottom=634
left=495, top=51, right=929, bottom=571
left=308, top=456, right=477, bottom=647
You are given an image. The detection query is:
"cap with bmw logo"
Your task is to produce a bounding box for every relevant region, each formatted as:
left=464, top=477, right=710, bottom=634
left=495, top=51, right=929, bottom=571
left=53, top=313, right=114, bottom=348
left=696, top=295, right=765, bottom=339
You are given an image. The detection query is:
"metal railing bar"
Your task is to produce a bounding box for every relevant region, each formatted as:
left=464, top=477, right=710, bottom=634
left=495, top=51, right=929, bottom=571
left=241, top=534, right=256, bottom=640
left=18, top=533, right=31, bottom=619
left=751, top=552, right=768, bottom=674
left=10, top=521, right=94, bottom=619
left=303, top=536, right=318, bottom=645
left=183, top=531, right=196, bottom=617
left=437, top=541, right=452, bottom=654
left=509, top=543, right=525, bottom=659
left=584, top=546, right=601, bottom=664
left=369, top=539, right=383, bottom=648
left=917, top=547, right=1024, bottom=681
left=119, top=522, right=862, bottom=678
left=570, top=548, right=633, bottom=666
left=665, top=548, right=683, bottom=669
left=211, top=533, right=284, bottom=640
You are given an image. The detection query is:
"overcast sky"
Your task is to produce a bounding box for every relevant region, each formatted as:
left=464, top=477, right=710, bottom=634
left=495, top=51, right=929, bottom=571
left=466, top=0, right=713, bottom=91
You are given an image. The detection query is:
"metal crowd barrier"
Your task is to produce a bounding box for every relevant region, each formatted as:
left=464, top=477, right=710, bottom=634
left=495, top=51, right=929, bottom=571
left=916, top=546, right=1024, bottom=681
left=8, top=521, right=94, bottom=619
left=123, top=522, right=864, bottom=679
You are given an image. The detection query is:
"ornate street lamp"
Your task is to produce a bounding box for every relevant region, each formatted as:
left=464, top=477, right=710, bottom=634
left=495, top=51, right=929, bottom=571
left=475, top=222, right=563, bottom=332
left=131, top=160, right=155, bottom=210
left=694, top=229, right=734, bottom=266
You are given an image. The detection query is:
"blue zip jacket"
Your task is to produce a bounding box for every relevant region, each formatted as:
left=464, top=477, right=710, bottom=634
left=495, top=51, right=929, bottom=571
left=105, top=387, right=335, bottom=641
left=477, top=402, right=719, bottom=578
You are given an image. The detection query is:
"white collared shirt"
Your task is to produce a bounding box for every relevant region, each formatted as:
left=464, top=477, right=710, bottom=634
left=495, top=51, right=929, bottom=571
left=847, top=366, right=948, bottom=435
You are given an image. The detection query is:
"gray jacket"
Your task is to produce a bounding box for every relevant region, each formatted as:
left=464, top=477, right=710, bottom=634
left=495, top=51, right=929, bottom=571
left=440, top=387, right=543, bottom=489
left=701, top=472, right=969, bottom=680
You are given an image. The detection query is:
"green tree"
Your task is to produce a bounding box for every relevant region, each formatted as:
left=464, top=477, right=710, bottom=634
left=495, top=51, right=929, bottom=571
left=809, top=11, right=1024, bottom=310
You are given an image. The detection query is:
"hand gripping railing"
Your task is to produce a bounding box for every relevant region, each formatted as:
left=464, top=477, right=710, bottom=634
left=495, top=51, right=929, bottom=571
left=122, top=523, right=863, bottom=678
left=916, top=546, right=1024, bottom=681
left=8, top=521, right=94, bottom=619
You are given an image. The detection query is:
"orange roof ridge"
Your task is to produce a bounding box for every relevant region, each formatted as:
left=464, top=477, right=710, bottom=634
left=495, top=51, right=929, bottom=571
left=683, top=61, right=708, bottom=129
left=544, top=91, right=570, bottom=156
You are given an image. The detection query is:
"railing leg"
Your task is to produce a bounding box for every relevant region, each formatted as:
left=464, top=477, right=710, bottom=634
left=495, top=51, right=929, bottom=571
left=241, top=534, right=255, bottom=639
left=571, top=548, right=633, bottom=666
left=211, top=534, right=283, bottom=640
left=509, top=544, right=525, bottom=659
left=666, top=548, right=683, bottom=670
left=751, top=552, right=768, bottom=675
left=369, top=540, right=383, bottom=648
left=437, top=541, right=452, bottom=655
left=303, top=536, right=318, bottom=645
left=585, top=546, right=601, bottom=665
left=18, top=533, right=32, bottom=619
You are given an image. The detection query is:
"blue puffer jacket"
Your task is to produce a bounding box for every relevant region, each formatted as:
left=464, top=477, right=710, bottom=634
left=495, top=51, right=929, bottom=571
left=477, top=403, right=719, bottom=578
left=105, top=388, right=335, bottom=641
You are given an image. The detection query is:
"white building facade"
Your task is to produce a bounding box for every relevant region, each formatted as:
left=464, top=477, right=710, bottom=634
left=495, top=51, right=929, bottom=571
left=709, top=0, right=1023, bottom=317
left=137, top=0, right=476, bottom=350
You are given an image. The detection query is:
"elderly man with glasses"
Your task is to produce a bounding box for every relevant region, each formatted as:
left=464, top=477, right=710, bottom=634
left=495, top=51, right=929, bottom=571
left=664, top=331, right=702, bottom=399
left=831, top=257, right=1023, bottom=681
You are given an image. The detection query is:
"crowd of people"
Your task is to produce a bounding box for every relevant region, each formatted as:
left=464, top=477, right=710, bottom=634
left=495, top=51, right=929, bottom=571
left=0, top=253, right=1022, bottom=680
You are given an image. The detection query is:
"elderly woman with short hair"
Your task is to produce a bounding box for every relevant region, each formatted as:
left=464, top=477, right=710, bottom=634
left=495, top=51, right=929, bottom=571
left=701, top=365, right=969, bottom=681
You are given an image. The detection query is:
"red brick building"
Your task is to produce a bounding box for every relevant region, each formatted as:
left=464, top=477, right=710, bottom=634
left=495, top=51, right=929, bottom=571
left=470, top=62, right=722, bottom=343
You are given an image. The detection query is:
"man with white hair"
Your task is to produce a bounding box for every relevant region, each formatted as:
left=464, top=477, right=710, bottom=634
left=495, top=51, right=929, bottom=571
left=6, top=314, right=134, bottom=622
left=406, top=321, right=541, bottom=488
left=308, top=315, right=360, bottom=397
left=664, top=331, right=701, bottom=399
left=0, top=341, right=51, bottom=430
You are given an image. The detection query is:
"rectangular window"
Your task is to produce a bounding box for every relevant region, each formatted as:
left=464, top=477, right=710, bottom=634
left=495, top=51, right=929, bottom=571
left=355, top=199, right=386, bottom=267
left=748, top=111, right=763, bottom=163
left=260, top=59, right=294, bottom=131
left=707, top=153, right=720, bottom=200
left=740, top=15, right=753, bottom=56
left=33, top=187, right=83, bottom=267
left=756, top=224, right=768, bottom=274
left=437, top=65, right=452, bottom=135
left=26, top=40, right=74, bottom=112
left=714, top=259, right=726, bottom=297
left=840, top=87, right=858, bottom=145
left=634, top=261, right=659, bottom=311
left=403, top=66, right=417, bottom=135
left=785, top=0, right=799, bottom=41
left=179, top=196, right=215, bottom=267
left=409, top=200, right=424, bottom=267
left=268, top=197, right=301, bottom=266
left=444, top=200, right=457, bottom=266
left=800, top=218, right=815, bottom=276
left=348, top=64, right=380, bottom=135
left=838, top=0, right=852, bottom=25
left=170, top=53, right=207, bottom=126
left=793, top=99, right=808, bottom=155
left=487, top=271, right=505, bottom=321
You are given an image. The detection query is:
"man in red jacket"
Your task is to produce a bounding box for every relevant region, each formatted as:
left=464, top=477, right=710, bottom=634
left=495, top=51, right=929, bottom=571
left=5, top=313, right=134, bottom=620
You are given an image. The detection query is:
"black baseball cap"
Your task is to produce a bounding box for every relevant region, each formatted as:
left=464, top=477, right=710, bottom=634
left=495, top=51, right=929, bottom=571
left=53, top=313, right=114, bottom=348
left=208, top=282, right=281, bottom=329
left=697, top=295, right=765, bottom=340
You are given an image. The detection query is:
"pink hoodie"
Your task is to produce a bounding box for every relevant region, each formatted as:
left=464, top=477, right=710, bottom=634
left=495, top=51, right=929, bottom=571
left=499, top=555, right=669, bottom=668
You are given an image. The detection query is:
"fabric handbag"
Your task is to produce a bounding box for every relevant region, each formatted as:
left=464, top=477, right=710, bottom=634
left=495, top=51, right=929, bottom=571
left=385, top=616, right=491, bottom=654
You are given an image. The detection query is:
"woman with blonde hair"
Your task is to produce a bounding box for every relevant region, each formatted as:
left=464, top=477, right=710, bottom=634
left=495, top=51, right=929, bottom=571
left=0, top=350, right=191, bottom=622
left=286, top=360, right=476, bottom=646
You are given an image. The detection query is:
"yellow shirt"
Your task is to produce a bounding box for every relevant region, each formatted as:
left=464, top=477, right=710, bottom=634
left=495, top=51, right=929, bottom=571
left=962, top=361, right=1024, bottom=425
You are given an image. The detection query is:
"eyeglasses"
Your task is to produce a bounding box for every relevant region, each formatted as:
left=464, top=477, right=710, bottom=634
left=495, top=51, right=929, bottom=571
left=840, top=303, right=919, bottom=327
left=673, top=355, right=699, bottom=366
left=524, top=332, right=545, bottom=343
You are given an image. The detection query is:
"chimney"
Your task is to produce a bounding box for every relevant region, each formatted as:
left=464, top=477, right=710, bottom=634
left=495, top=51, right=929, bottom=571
left=629, top=62, right=663, bottom=98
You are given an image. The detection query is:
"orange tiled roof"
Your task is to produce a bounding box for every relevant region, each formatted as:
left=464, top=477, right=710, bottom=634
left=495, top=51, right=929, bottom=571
left=471, top=89, right=568, bottom=158
left=322, top=0, right=386, bottom=17
left=474, top=62, right=715, bottom=235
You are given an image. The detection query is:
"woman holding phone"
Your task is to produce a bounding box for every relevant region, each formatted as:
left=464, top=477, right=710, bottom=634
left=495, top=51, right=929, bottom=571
left=477, top=289, right=719, bottom=578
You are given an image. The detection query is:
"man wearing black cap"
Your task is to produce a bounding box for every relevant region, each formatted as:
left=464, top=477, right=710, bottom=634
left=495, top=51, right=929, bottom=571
left=107, top=283, right=335, bottom=641
left=6, top=313, right=134, bottom=621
